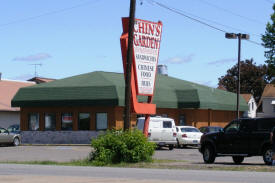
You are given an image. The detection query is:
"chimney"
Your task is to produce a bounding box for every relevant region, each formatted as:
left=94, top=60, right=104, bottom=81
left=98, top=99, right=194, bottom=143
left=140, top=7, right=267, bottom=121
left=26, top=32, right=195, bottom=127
left=157, top=65, right=168, bottom=76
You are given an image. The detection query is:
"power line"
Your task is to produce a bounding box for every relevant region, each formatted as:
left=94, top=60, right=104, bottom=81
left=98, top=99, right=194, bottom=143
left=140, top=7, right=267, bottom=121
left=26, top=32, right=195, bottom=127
left=196, top=0, right=265, bottom=25
left=147, top=0, right=227, bottom=33
left=163, top=3, right=261, bottom=38
left=146, top=0, right=263, bottom=47
left=247, top=40, right=263, bottom=46
left=0, top=0, right=100, bottom=29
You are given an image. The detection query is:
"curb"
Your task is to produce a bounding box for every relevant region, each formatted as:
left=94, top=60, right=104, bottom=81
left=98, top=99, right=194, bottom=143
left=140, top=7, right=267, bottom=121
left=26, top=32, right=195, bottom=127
left=21, top=144, right=90, bottom=146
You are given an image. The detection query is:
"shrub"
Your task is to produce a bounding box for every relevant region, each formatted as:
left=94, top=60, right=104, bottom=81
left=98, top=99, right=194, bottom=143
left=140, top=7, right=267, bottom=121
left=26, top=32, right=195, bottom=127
left=90, top=129, right=156, bottom=165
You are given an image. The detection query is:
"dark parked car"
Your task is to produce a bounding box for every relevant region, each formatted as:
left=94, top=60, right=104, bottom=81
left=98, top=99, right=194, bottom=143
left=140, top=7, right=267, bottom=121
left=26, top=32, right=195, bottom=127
left=199, top=117, right=275, bottom=165
left=199, top=126, right=223, bottom=134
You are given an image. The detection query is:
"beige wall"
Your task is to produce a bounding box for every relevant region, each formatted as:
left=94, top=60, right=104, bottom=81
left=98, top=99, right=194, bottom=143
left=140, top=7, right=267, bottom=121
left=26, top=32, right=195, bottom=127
left=0, top=111, right=20, bottom=128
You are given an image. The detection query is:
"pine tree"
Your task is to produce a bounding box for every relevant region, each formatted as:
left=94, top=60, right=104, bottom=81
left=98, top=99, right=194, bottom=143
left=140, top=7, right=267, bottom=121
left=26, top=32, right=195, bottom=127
left=262, top=4, right=275, bottom=83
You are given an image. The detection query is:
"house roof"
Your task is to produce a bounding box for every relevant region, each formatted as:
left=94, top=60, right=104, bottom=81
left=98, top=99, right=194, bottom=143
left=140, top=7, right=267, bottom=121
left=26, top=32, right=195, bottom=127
left=11, top=71, right=248, bottom=111
left=241, top=94, right=252, bottom=103
left=28, top=77, right=55, bottom=84
left=258, top=84, right=275, bottom=107
left=0, top=79, right=35, bottom=111
left=217, top=84, right=227, bottom=91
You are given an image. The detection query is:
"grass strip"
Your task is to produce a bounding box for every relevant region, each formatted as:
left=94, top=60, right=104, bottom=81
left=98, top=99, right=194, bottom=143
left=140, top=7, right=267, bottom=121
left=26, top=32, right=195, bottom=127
left=1, top=159, right=275, bottom=172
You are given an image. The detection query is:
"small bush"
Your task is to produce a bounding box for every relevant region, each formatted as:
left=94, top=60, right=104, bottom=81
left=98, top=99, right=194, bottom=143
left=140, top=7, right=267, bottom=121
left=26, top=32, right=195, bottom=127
left=90, top=129, right=156, bottom=165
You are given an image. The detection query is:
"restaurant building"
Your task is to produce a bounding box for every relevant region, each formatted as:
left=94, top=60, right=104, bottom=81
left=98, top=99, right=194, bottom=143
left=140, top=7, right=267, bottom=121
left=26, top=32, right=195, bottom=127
left=12, top=71, right=247, bottom=144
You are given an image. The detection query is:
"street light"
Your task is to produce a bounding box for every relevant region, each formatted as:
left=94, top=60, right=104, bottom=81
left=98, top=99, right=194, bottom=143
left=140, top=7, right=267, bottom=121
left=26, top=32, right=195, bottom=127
left=225, top=33, right=249, bottom=119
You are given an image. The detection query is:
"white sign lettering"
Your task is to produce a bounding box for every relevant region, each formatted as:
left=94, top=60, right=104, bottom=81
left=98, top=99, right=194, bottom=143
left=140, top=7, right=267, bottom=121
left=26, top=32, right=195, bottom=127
left=133, top=19, right=162, bottom=95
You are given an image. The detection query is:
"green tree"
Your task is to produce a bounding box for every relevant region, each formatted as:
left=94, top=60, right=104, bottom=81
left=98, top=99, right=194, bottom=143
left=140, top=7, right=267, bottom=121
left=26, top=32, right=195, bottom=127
left=218, top=59, right=267, bottom=103
left=262, top=3, right=275, bottom=83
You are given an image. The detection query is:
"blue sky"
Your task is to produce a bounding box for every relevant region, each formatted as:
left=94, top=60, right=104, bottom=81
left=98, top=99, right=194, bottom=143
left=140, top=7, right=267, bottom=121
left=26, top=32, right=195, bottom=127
left=0, top=0, right=274, bottom=87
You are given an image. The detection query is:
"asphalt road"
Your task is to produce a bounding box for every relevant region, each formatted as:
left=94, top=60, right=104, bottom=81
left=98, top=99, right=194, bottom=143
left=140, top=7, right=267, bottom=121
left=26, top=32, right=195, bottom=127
left=0, top=146, right=274, bottom=183
left=0, top=145, right=266, bottom=165
left=0, top=163, right=274, bottom=183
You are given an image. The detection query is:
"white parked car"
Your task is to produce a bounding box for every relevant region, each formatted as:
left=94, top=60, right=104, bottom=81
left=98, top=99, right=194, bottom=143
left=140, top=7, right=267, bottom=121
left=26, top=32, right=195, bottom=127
left=137, top=116, right=177, bottom=150
left=176, top=126, right=203, bottom=148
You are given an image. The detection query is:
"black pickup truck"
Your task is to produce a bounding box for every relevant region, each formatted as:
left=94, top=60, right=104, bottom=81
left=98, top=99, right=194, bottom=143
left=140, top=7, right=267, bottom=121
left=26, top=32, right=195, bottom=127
left=199, top=117, right=275, bottom=165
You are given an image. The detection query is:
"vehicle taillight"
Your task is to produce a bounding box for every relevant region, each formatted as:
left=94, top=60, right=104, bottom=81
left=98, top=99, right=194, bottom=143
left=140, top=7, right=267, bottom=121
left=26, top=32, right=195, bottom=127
left=173, top=132, right=177, bottom=137
left=148, top=132, right=151, bottom=137
left=182, top=134, right=187, bottom=138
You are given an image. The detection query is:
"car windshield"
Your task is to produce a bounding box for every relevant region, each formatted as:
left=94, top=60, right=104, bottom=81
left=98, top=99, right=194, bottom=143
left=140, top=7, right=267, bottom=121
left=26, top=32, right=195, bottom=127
left=209, top=127, right=222, bottom=132
left=0, top=128, right=8, bottom=133
left=181, top=128, right=200, bottom=132
left=7, top=125, right=19, bottom=132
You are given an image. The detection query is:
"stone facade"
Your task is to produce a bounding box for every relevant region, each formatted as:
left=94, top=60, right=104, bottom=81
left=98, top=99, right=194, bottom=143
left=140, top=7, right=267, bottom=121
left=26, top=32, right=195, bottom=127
left=21, top=131, right=102, bottom=144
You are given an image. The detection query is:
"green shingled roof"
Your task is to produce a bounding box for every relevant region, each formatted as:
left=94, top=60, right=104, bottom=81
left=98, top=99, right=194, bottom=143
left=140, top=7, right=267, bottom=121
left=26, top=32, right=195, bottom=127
left=12, top=71, right=248, bottom=111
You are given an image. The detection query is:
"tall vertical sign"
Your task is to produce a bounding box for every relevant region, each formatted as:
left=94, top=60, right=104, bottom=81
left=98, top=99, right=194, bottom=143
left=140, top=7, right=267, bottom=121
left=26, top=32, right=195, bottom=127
left=133, top=19, right=162, bottom=96
left=120, top=18, right=163, bottom=136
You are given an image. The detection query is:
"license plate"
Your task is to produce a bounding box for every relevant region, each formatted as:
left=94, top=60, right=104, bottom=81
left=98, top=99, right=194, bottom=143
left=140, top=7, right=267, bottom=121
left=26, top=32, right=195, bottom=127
left=159, top=142, right=165, bottom=146
left=193, top=140, right=198, bottom=143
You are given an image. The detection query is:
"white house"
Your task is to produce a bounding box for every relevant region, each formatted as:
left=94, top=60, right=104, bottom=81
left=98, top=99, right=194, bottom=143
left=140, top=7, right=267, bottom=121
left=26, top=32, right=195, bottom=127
left=257, top=84, right=275, bottom=118
left=241, top=94, right=257, bottom=118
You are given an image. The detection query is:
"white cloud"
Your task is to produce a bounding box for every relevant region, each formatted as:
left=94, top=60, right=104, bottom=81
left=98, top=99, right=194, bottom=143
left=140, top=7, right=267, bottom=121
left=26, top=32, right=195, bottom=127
left=208, top=58, right=236, bottom=66
left=195, top=80, right=217, bottom=88
left=163, top=54, right=195, bottom=64
left=13, top=53, right=51, bottom=61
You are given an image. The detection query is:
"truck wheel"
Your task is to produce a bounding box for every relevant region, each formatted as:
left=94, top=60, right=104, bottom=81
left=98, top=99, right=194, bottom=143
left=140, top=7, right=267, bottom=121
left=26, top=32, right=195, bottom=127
left=169, top=145, right=174, bottom=150
left=263, top=147, right=273, bottom=165
left=13, top=137, right=20, bottom=146
left=232, top=156, right=244, bottom=164
left=203, top=145, right=215, bottom=164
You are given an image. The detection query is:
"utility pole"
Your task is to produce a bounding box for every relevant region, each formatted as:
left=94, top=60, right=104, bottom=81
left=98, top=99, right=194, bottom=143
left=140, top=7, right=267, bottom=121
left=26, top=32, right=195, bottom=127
left=124, top=0, right=136, bottom=131
left=237, top=34, right=241, bottom=119
left=225, top=33, right=249, bottom=119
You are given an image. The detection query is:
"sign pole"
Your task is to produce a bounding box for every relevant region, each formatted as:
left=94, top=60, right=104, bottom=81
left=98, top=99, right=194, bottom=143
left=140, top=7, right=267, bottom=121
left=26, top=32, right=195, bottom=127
left=124, top=0, right=136, bottom=131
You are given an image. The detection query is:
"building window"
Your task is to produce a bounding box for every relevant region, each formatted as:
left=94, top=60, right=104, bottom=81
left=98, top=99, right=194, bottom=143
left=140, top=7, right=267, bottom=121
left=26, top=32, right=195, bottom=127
left=273, top=105, right=275, bottom=113
left=96, top=113, right=107, bottom=130
left=45, top=113, right=56, bottom=131
left=179, top=115, right=185, bottom=126
left=28, top=113, right=39, bottom=131
left=78, top=113, right=90, bottom=130
left=61, top=113, right=73, bottom=130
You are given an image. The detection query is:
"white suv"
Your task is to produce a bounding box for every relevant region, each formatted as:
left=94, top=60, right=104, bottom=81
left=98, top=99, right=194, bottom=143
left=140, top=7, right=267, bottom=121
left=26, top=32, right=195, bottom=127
left=137, top=116, right=177, bottom=150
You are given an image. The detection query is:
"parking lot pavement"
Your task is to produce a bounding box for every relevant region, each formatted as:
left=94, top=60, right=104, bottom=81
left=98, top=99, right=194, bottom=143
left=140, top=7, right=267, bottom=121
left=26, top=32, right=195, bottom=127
left=0, top=145, right=91, bottom=162
left=154, top=147, right=265, bottom=165
left=0, top=145, right=266, bottom=165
